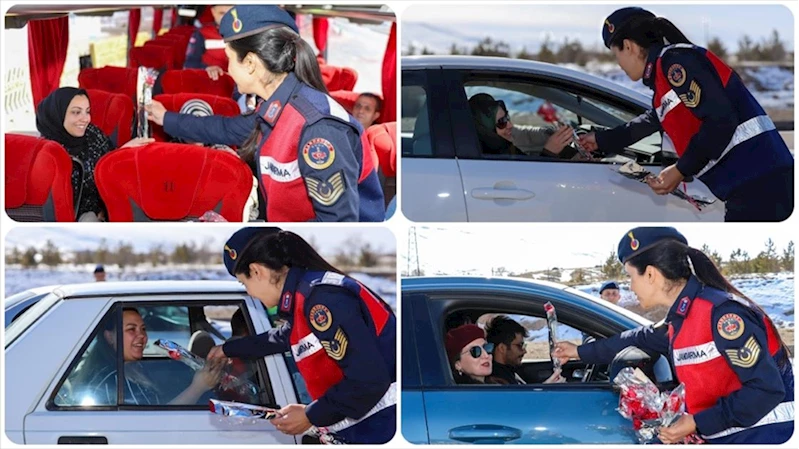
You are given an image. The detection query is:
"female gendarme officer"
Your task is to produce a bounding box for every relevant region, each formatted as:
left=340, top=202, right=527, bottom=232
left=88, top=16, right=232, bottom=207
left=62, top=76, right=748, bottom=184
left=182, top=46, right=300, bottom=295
left=146, top=5, right=384, bottom=222
left=554, top=227, right=793, bottom=444
left=206, top=227, right=396, bottom=444
left=578, top=7, right=794, bottom=222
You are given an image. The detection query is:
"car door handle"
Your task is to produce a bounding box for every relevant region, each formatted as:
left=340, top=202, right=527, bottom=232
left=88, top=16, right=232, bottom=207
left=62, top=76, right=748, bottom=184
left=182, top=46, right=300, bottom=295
left=471, top=188, right=535, bottom=201
left=58, top=436, right=108, bottom=444
left=449, top=424, right=522, bottom=443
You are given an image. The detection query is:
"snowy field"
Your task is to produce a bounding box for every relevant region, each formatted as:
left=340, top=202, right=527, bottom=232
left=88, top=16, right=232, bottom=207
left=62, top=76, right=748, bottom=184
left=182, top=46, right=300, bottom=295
left=4, top=267, right=396, bottom=310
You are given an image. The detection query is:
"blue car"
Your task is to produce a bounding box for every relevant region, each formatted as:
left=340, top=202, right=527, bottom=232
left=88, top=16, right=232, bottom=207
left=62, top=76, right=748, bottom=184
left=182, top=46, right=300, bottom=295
left=402, top=276, right=674, bottom=444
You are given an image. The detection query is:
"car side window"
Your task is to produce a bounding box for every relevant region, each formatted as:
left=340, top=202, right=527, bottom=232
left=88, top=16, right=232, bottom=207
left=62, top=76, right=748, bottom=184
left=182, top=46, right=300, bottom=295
left=401, top=72, right=433, bottom=157
left=461, top=78, right=662, bottom=164
left=52, top=302, right=274, bottom=409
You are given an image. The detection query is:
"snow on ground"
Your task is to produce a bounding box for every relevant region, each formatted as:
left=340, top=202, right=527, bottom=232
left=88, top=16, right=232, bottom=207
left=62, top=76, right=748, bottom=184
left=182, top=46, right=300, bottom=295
left=4, top=266, right=396, bottom=310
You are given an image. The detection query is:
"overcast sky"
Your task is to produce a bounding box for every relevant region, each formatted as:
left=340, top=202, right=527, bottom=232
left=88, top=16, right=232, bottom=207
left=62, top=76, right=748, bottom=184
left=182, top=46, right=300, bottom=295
left=4, top=226, right=396, bottom=256
left=401, top=3, right=795, bottom=53
left=402, top=224, right=795, bottom=275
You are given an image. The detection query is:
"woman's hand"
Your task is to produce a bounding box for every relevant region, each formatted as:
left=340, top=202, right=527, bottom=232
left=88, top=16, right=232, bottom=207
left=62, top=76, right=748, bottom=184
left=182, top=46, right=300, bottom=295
left=206, top=65, right=225, bottom=81
left=658, top=413, right=697, bottom=444
left=647, top=164, right=685, bottom=195
left=578, top=132, right=598, bottom=152
left=145, top=100, right=167, bottom=126
left=119, top=137, right=155, bottom=149
left=552, top=341, right=579, bottom=366
left=544, top=125, right=575, bottom=154
left=544, top=368, right=566, bottom=384
left=192, top=359, right=225, bottom=391
left=273, top=404, right=312, bottom=435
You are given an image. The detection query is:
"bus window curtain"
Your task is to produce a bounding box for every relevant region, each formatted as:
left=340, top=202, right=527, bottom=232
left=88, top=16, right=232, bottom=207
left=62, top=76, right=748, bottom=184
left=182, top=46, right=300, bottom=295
left=128, top=8, right=141, bottom=49
left=312, top=17, right=329, bottom=60
left=153, top=8, right=164, bottom=36
left=380, top=22, right=397, bottom=123
left=28, top=16, right=69, bottom=109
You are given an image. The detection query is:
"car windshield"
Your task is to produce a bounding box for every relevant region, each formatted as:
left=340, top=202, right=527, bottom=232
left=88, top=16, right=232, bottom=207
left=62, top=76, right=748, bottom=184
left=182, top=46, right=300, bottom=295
left=5, top=291, right=60, bottom=348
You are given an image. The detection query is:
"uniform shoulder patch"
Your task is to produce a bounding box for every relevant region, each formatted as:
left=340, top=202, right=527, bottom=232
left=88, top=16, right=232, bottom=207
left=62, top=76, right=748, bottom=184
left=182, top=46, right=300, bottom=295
left=302, top=137, right=336, bottom=170
left=667, top=63, right=687, bottom=87
left=306, top=170, right=346, bottom=206
left=320, top=271, right=345, bottom=286
left=725, top=335, right=761, bottom=368
left=716, top=313, right=745, bottom=340
left=321, top=328, right=349, bottom=361
left=678, top=80, right=701, bottom=108
left=310, top=304, right=332, bottom=332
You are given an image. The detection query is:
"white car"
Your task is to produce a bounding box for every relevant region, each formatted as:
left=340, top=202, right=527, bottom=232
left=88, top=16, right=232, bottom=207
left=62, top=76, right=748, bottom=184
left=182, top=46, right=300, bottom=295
left=5, top=281, right=311, bottom=445
left=401, top=55, right=725, bottom=222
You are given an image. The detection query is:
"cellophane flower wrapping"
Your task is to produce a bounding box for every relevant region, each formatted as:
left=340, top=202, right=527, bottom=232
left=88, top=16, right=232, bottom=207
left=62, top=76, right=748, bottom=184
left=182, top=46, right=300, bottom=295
left=136, top=67, right=159, bottom=138
left=613, top=367, right=702, bottom=444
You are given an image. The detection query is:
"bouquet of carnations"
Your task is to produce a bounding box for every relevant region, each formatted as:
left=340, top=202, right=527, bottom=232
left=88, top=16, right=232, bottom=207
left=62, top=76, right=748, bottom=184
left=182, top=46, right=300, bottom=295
left=613, top=367, right=703, bottom=444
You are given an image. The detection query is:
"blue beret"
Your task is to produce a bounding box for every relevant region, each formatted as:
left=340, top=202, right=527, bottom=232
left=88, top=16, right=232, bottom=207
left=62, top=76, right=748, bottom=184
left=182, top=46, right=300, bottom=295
left=599, top=281, right=619, bottom=294
left=219, top=5, right=299, bottom=43
left=224, top=227, right=282, bottom=276
left=617, top=227, right=688, bottom=264
left=94, top=264, right=105, bottom=273
left=602, top=7, right=655, bottom=49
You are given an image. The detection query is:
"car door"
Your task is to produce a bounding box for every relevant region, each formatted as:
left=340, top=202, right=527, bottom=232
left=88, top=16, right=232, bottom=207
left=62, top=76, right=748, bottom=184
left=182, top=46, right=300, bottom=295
left=446, top=70, right=724, bottom=222
left=22, top=293, right=298, bottom=445
left=401, top=68, right=469, bottom=222
left=415, top=289, right=640, bottom=444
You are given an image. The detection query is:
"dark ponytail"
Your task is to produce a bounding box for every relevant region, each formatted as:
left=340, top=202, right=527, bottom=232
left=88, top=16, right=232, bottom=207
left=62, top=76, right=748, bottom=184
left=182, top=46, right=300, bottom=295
left=611, top=16, right=693, bottom=52
left=233, top=230, right=345, bottom=278
left=627, top=240, right=791, bottom=364
left=229, top=26, right=328, bottom=164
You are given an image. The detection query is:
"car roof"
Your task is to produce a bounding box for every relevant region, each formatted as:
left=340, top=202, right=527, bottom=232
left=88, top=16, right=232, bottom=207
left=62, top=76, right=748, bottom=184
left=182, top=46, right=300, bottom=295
left=402, top=55, right=651, bottom=107
left=403, top=275, right=652, bottom=326
left=19, top=280, right=246, bottom=299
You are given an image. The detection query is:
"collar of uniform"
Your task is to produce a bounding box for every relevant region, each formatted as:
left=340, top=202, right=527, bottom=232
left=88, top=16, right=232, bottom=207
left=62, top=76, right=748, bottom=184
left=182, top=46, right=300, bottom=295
left=642, top=45, right=663, bottom=89
left=258, top=72, right=301, bottom=127
left=666, top=275, right=703, bottom=321
left=278, top=266, right=306, bottom=317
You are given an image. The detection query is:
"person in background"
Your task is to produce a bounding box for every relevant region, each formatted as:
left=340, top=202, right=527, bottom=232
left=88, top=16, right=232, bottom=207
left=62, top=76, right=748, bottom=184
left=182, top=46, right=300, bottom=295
left=353, top=93, right=382, bottom=130
left=599, top=281, right=621, bottom=305
left=94, top=265, right=106, bottom=282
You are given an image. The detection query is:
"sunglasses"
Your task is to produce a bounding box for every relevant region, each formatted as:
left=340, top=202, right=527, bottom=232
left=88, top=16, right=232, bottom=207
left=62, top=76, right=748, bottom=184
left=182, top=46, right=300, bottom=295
left=461, top=342, right=495, bottom=359
left=494, top=100, right=511, bottom=129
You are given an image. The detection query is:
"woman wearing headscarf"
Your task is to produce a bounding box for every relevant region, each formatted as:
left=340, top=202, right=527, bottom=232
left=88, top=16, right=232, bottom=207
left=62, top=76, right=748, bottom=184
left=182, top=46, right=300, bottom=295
left=36, top=87, right=153, bottom=221
left=468, top=93, right=579, bottom=159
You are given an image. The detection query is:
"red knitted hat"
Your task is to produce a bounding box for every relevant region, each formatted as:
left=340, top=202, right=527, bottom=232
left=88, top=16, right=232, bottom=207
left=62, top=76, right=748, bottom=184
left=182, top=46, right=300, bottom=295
left=445, top=324, right=485, bottom=361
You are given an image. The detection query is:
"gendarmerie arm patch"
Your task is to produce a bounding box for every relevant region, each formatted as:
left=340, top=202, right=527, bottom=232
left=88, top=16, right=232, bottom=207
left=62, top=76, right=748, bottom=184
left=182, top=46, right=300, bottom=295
left=310, top=304, right=332, bottom=332
left=716, top=313, right=745, bottom=340
left=667, top=63, right=687, bottom=87
left=306, top=171, right=346, bottom=206
left=725, top=335, right=761, bottom=368
left=679, top=80, right=701, bottom=108
left=321, top=328, right=349, bottom=361
left=302, top=138, right=336, bottom=170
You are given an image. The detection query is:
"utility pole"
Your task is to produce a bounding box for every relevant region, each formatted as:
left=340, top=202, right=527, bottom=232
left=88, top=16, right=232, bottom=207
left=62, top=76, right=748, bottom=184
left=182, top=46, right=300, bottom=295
left=408, top=227, right=421, bottom=276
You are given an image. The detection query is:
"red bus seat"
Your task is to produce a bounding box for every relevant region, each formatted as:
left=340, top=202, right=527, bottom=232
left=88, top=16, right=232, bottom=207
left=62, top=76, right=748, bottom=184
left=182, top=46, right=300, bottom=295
left=84, top=89, right=134, bottom=148
left=366, top=122, right=397, bottom=207
left=95, top=143, right=254, bottom=222
left=319, top=64, right=358, bottom=91
left=129, top=45, right=173, bottom=70
left=161, top=69, right=235, bottom=98
left=144, top=40, right=182, bottom=70
left=78, top=67, right=138, bottom=100
left=151, top=93, right=240, bottom=142
left=5, top=134, right=75, bottom=222
left=157, top=34, right=190, bottom=68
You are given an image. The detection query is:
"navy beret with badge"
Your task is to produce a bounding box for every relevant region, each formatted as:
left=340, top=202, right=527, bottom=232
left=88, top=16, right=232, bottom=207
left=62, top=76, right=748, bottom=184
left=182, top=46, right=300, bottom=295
left=223, top=227, right=282, bottom=276
left=617, top=227, right=688, bottom=264
left=602, top=7, right=656, bottom=49
left=600, top=281, right=619, bottom=294
left=219, top=5, right=299, bottom=43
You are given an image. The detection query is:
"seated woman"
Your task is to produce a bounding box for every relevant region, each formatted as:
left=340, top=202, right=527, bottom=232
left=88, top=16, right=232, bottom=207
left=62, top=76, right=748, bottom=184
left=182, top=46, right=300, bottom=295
left=446, top=324, right=495, bottom=384
left=446, top=323, right=566, bottom=385
left=468, top=93, right=582, bottom=159
left=79, top=307, right=223, bottom=405
left=36, top=87, right=153, bottom=221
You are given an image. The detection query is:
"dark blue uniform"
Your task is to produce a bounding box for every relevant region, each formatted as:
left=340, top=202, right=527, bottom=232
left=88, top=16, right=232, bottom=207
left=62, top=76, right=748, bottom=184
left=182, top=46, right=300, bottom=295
left=222, top=267, right=396, bottom=444
left=579, top=276, right=793, bottom=443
